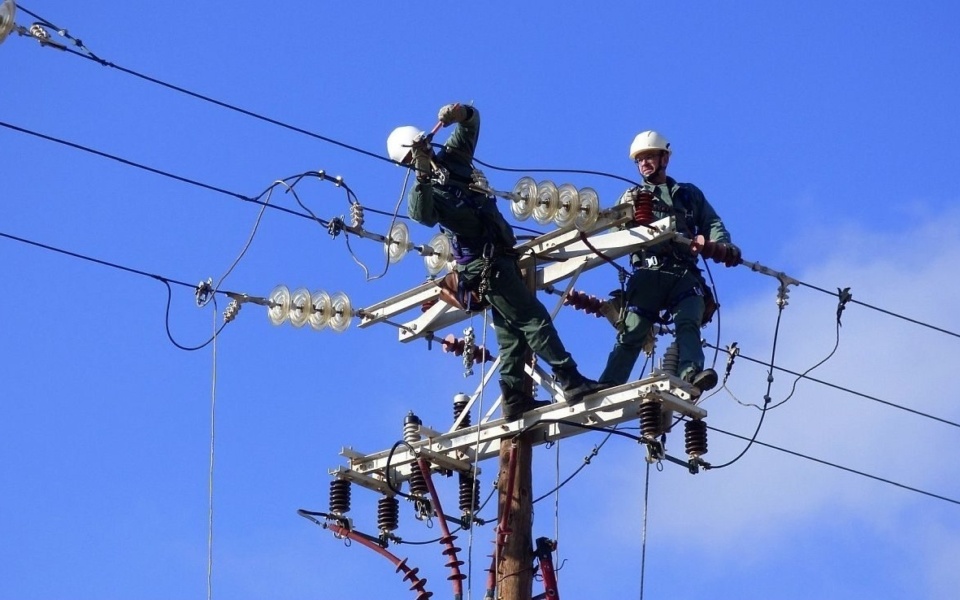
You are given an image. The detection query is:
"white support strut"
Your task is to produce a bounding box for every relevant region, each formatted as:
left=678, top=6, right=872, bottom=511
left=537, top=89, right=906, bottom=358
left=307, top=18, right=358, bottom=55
left=330, top=372, right=707, bottom=495
left=362, top=211, right=678, bottom=343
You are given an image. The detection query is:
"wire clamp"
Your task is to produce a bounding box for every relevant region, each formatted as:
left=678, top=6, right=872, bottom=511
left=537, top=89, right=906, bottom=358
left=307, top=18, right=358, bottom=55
left=836, top=286, right=853, bottom=325
left=194, top=277, right=214, bottom=307
left=327, top=216, right=345, bottom=239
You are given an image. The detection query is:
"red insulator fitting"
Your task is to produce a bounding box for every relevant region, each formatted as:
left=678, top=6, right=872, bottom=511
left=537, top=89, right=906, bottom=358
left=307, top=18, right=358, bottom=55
left=634, top=190, right=655, bottom=225
left=691, top=235, right=730, bottom=264
left=441, top=334, right=494, bottom=363
left=563, top=289, right=607, bottom=318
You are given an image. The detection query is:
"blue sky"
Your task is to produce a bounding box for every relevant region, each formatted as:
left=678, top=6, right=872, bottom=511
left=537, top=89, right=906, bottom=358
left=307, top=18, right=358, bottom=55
left=3, top=2, right=959, bottom=599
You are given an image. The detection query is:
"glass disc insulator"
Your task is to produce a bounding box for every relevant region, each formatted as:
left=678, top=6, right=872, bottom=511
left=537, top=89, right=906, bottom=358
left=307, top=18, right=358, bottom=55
left=267, top=285, right=291, bottom=326
left=510, top=177, right=537, bottom=221
left=532, top=180, right=559, bottom=225
left=289, top=287, right=313, bottom=328
left=575, top=187, right=600, bottom=231
left=384, top=221, right=411, bottom=264
left=308, top=290, right=332, bottom=331
left=424, top=232, right=453, bottom=277
left=554, top=183, right=581, bottom=228
left=329, top=292, right=353, bottom=333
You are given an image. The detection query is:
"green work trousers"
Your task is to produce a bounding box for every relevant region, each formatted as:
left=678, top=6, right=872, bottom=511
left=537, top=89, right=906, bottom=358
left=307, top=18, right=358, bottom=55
left=599, top=261, right=705, bottom=386
left=462, top=255, right=577, bottom=390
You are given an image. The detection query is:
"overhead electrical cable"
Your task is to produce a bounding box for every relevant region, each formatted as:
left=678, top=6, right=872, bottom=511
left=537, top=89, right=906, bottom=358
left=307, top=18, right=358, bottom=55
left=0, top=120, right=333, bottom=224
left=13, top=7, right=646, bottom=190
left=795, top=280, right=960, bottom=340
left=15, top=3, right=396, bottom=166
left=707, top=425, right=960, bottom=506
left=704, top=342, right=960, bottom=430
left=0, top=230, right=234, bottom=351
left=522, top=418, right=960, bottom=508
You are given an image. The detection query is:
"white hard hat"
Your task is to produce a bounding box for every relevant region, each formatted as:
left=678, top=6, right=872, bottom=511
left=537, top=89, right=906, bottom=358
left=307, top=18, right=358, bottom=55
left=629, top=130, right=671, bottom=160
left=387, top=125, right=425, bottom=164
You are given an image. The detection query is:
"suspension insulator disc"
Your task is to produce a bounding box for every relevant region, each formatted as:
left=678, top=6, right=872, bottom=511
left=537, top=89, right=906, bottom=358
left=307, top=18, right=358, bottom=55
left=384, top=221, right=411, bottom=264
left=289, top=287, right=313, bottom=328
left=575, top=187, right=600, bottom=231
left=532, top=180, right=559, bottom=225
left=554, top=183, right=581, bottom=228
left=267, top=285, right=291, bottom=326
left=329, top=292, right=353, bottom=333
left=510, top=177, right=538, bottom=221
left=308, top=290, right=332, bottom=331
left=424, top=232, right=453, bottom=277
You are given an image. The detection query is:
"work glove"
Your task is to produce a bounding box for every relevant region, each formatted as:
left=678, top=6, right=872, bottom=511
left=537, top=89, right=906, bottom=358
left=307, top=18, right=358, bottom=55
left=437, top=103, right=468, bottom=126
left=617, top=187, right=638, bottom=206
left=721, top=243, right=742, bottom=267
left=409, top=134, right=433, bottom=182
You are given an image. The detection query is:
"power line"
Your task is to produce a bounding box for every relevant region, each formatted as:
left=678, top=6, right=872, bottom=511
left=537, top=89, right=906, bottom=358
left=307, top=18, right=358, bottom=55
left=1, top=118, right=421, bottom=230
left=707, top=424, right=960, bottom=506
left=15, top=2, right=397, bottom=167
left=705, top=342, right=960, bottom=430
left=0, top=230, right=195, bottom=288
left=9, top=116, right=956, bottom=356
left=0, top=230, right=232, bottom=351
left=12, top=7, right=640, bottom=189
left=0, top=120, right=328, bottom=223
left=794, top=280, right=960, bottom=340
left=10, top=113, right=953, bottom=354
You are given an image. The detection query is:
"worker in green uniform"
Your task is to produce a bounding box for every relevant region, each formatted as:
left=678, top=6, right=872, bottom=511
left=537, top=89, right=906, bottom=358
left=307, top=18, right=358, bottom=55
left=387, top=103, right=602, bottom=421
left=599, top=130, right=740, bottom=395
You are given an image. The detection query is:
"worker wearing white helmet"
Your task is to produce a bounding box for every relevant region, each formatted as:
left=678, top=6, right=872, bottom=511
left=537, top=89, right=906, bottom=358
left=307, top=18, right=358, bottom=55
left=387, top=104, right=602, bottom=421
left=600, top=130, right=740, bottom=396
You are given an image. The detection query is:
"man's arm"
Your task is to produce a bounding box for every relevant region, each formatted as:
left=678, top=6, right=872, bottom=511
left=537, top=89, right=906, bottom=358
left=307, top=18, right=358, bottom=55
left=408, top=182, right=439, bottom=227
left=441, top=105, right=480, bottom=164
left=687, top=183, right=732, bottom=244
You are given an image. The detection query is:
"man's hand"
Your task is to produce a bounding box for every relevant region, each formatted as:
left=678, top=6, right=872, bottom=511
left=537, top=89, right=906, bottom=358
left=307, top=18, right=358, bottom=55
left=722, top=243, right=742, bottom=267
left=618, top=188, right=639, bottom=206
left=437, top=103, right=468, bottom=126
left=410, top=135, right=433, bottom=181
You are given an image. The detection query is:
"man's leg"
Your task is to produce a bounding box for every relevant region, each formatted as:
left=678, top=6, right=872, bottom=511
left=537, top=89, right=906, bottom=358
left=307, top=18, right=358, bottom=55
left=486, top=258, right=575, bottom=372
left=670, top=273, right=716, bottom=394
left=486, top=258, right=600, bottom=402
left=599, top=270, right=662, bottom=386
left=672, top=292, right=706, bottom=381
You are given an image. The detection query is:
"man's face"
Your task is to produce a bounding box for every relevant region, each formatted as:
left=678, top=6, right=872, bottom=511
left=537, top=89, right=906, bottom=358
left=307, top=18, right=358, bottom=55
left=635, top=150, right=669, bottom=183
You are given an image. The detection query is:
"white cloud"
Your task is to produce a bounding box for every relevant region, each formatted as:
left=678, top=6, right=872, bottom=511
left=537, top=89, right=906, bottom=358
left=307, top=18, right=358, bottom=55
left=556, top=207, right=960, bottom=597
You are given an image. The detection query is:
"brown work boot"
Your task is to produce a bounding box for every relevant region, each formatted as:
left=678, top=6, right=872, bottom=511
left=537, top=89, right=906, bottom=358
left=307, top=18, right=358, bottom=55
left=500, top=380, right=550, bottom=422
left=684, top=368, right=718, bottom=398
left=554, top=367, right=605, bottom=405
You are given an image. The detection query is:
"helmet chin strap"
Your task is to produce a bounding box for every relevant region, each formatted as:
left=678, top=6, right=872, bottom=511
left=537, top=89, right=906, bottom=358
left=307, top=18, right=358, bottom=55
left=640, top=153, right=667, bottom=184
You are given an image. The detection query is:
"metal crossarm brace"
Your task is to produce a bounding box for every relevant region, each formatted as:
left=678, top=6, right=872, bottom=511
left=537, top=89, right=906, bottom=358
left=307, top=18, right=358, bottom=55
left=370, top=215, right=678, bottom=343
left=331, top=373, right=707, bottom=495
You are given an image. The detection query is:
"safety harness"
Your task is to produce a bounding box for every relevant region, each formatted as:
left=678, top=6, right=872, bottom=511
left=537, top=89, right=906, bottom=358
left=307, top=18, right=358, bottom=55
left=432, top=167, right=515, bottom=314
left=622, top=183, right=718, bottom=328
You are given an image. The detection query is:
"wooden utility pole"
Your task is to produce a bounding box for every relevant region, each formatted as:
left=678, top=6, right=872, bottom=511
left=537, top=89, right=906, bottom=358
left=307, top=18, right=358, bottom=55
left=495, top=259, right=539, bottom=600
left=497, top=432, right=533, bottom=600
